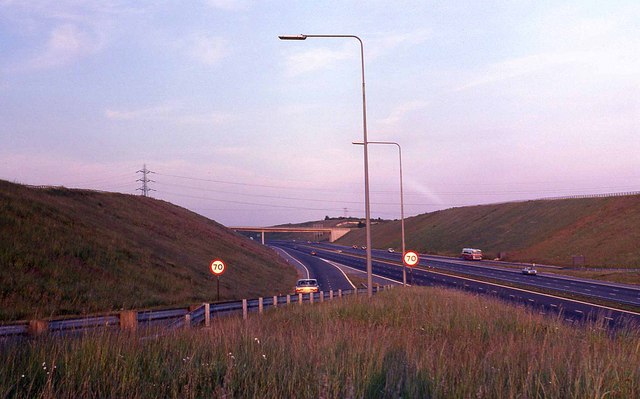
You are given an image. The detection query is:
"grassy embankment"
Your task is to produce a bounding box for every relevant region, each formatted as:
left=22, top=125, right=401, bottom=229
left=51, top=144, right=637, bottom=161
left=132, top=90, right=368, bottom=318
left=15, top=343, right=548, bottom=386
left=338, top=195, right=640, bottom=283
left=2, top=287, right=638, bottom=398
left=0, top=180, right=297, bottom=322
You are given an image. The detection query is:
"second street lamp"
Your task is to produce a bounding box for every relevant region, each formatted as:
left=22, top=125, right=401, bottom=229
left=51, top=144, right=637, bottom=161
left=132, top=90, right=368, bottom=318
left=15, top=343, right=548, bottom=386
left=280, top=33, right=374, bottom=298
left=353, top=140, right=406, bottom=287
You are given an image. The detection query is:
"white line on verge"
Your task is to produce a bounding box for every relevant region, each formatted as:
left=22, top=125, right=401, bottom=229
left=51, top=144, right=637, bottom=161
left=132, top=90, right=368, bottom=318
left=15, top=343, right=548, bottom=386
left=273, top=247, right=310, bottom=279
left=323, top=259, right=404, bottom=286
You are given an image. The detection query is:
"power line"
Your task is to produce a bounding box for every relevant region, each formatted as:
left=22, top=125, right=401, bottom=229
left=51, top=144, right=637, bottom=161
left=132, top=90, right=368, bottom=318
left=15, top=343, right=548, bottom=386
left=155, top=171, right=639, bottom=197
left=161, top=191, right=348, bottom=212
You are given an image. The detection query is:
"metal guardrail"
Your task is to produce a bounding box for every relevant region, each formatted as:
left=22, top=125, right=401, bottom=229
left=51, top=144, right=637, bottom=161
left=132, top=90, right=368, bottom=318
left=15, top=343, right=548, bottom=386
left=0, top=286, right=390, bottom=339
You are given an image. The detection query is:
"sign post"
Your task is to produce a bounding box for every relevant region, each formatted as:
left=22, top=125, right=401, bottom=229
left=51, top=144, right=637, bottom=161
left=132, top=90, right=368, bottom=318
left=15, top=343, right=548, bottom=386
left=403, top=251, right=419, bottom=286
left=209, top=259, right=226, bottom=301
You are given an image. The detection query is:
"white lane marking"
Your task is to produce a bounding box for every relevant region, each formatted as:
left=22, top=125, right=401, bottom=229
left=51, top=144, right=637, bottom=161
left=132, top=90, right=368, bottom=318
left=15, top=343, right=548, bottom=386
left=309, top=246, right=640, bottom=316
left=324, top=259, right=404, bottom=286
left=274, top=247, right=310, bottom=279
left=321, top=259, right=357, bottom=289
left=419, top=268, right=640, bottom=316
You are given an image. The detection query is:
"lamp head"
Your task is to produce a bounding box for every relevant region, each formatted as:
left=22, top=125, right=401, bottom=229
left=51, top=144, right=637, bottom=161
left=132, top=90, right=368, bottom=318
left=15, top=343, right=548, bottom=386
left=278, top=34, right=307, bottom=40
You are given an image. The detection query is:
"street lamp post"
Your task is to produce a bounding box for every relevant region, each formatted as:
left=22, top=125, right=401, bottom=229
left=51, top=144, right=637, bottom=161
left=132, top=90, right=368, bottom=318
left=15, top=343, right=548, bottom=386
left=353, top=141, right=406, bottom=287
left=279, top=34, right=374, bottom=298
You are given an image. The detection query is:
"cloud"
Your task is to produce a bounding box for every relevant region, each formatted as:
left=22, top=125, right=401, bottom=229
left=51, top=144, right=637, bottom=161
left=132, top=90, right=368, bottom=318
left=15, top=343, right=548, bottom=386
left=368, top=29, right=432, bottom=60
left=26, top=23, right=100, bottom=69
left=105, top=103, right=233, bottom=126
left=378, top=100, right=430, bottom=126
left=456, top=5, right=640, bottom=92
left=203, top=0, right=250, bottom=11
left=282, top=45, right=353, bottom=76
left=105, top=104, right=175, bottom=121
left=455, top=52, right=587, bottom=91
left=177, top=111, right=234, bottom=125
left=183, top=33, right=229, bottom=66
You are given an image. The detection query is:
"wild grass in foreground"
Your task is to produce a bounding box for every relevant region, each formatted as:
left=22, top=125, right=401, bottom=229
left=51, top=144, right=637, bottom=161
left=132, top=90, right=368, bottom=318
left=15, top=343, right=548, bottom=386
left=1, top=287, right=639, bottom=398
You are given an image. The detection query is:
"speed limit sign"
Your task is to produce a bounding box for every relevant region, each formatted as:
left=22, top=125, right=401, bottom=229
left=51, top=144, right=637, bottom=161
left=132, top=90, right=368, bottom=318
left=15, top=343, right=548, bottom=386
left=403, top=251, right=419, bottom=267
left=209, top=259, right=226, bottom=275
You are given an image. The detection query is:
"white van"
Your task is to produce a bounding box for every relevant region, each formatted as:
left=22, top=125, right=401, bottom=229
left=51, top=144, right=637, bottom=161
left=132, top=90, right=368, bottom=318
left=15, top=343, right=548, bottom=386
left=461, top=248, right=482, bottom=261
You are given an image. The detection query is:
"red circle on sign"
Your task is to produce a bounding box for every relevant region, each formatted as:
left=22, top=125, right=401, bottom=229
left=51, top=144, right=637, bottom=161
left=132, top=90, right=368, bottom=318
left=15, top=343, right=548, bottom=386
left=210, top=259, right=226, bottom=275
left=403, top=251, right=419, bottom=267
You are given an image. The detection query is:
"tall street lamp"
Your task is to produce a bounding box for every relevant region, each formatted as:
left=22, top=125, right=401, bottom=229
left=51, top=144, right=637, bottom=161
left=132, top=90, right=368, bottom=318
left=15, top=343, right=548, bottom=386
left=353, top=140, right=406, bottom=286
left=279, top=34, right=374, bottom=297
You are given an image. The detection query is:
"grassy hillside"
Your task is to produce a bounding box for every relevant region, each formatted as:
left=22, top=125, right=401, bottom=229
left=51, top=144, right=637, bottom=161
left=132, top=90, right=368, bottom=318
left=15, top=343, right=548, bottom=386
left=0, top=180, right=297, bottom=321
left=338, top=195, right=640, bottom=267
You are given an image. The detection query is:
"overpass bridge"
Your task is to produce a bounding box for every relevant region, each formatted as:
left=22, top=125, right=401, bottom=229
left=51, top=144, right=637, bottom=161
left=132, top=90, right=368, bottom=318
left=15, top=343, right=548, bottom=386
left=230, top=226, right=351, bottom=244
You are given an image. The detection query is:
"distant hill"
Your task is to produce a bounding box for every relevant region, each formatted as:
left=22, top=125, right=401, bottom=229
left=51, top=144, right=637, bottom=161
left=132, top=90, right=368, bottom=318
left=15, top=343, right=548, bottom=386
left=337, top=195, right=640, bottom=268
left=0, top=180, right=297, bottom=321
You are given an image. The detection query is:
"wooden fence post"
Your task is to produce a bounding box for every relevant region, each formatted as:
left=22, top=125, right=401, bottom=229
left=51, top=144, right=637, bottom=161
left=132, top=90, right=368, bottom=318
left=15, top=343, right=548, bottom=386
left=28, top=320, right=48, bottom=338
left=242, top=299, right=248, bottom=320
left=119, top=310, right=137, bottom=332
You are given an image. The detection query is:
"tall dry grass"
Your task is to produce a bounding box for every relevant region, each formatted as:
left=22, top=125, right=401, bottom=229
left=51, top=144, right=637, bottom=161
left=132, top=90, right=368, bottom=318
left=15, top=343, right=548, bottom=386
left=1, top=287, right=638, bottom=398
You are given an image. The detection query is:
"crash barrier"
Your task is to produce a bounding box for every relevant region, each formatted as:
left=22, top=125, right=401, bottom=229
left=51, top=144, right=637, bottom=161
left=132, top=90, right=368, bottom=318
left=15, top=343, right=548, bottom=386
left=0, top=286, right=393, bottom=339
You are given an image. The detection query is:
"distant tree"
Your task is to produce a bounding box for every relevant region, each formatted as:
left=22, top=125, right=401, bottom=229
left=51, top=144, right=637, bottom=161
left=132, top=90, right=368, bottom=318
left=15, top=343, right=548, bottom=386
left=324, top=215, right=330, bottom=220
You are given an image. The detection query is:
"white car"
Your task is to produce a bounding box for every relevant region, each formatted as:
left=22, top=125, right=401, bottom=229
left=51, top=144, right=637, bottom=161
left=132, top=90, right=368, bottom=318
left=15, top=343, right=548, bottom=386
left=387, top=248, right=395, bottom=253
left=522, top=267, right=537, bottom=276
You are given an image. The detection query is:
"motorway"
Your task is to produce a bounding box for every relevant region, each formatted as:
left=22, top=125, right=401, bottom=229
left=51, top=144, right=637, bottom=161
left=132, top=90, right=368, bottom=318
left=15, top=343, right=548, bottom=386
left=269, top=240, right=640, bottom=329
left=271, top=246, right=358, bottom=293
left=272, top=244, right=401, bottom=292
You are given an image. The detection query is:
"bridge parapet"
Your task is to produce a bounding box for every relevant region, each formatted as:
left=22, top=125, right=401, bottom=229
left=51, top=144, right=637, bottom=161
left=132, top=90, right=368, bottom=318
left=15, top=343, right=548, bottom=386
left=231, top=226, right=352, bottom=243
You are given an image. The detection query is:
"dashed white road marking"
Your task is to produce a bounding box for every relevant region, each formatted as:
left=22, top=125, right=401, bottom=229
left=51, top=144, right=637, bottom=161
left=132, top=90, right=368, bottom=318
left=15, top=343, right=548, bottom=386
left=321, top=259, right=357, bottom=289
left=323, top=259, right=404, bottom=286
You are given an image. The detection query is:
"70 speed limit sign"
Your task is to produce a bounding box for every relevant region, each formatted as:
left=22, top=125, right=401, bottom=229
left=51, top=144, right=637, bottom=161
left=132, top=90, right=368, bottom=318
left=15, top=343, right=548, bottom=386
left=403, top=251, right=419, bottom=267
left=209, top=259, right=226, bottom=275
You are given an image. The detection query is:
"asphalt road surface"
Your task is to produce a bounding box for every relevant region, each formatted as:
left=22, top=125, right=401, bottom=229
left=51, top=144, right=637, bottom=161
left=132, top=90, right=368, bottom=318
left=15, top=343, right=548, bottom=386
left=269, top=240, right=640, bottom=329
